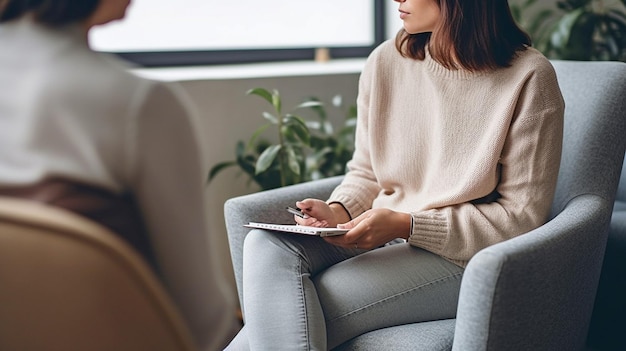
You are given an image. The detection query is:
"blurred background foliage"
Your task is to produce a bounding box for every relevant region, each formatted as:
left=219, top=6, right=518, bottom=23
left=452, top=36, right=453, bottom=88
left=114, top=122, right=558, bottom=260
left=208, top=88, right=357, bottom=191
left=511, top=0, right=626, bottom=61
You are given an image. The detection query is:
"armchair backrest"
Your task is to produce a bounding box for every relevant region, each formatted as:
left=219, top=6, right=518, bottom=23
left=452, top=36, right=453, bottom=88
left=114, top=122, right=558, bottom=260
left=0, top=197, right=196, bottom=351
left=454, top=60, right=626, bottom=351
left=550, top=60, right=626, bottom=217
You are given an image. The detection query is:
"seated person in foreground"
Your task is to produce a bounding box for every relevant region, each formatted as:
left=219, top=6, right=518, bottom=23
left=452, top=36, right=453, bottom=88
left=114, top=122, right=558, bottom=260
left=0, top=0, right=238, bottom=349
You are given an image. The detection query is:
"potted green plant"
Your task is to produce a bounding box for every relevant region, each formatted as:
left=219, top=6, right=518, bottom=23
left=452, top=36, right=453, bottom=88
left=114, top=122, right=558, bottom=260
left=208, top=88, right=357, bottom=191
left=512, top=0, right=626, bottom=61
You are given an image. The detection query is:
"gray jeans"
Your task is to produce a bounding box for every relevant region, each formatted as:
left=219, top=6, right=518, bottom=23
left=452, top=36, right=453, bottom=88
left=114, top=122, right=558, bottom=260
left=225, top=229, right=464, bottom=351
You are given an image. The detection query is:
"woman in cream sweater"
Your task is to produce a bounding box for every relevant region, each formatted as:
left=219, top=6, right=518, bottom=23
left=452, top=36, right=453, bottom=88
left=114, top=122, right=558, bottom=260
left=227, top=0, right=564, bottom=349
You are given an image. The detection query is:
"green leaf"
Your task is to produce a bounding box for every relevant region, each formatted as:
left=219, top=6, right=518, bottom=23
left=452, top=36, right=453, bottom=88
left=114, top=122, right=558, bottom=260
left=331, top=95, right=343, bottom=107
left=262, top=112, right=278, bottom=124
left=285, top=146, right=301, bottom=175
left=299, top=97, right=327, bottom=120
left=247, top=88, right=273, bottom=105
left=296, top=101, right=324, bottom=109
left=601, top=14, right=626, bottom=60
left=235, top=140, right=246, bottom=158
left=550, top=8, right=585, bottom=49
left=272, top=89, right=282, bottom=114
left=207, top=161, right=236, bottom=182
left=548, top=8, right=598, bottom=60
left=305, top=120, right=322, bottom=130
left=527, top=9, right=556, bottom=40
left=321, top=120, right=334, bottom=135
left=236, top=156, right=257, bottom=178
left=609, top=8, right=626, bottom=24
left=282, top=124, right=310, bottom=145
left=563, top=11, right=595, bottom=60
left=256, top=144, right=281, bottom=174
left=283, top=114, right=310, bottom=145
left=247, top=124, right=271, bottom=150
left=283, top=113, right=307, bottom=125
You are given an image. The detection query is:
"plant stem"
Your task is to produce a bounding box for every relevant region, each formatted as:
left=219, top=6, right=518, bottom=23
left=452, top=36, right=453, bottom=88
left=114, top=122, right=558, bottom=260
left=276, top=105, right=287, bottom=187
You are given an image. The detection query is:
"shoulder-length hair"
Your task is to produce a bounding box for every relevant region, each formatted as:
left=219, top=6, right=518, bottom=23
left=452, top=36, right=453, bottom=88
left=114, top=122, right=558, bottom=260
left=0, top=0, right=100, bottom=26
left=395, top=0, right=531, bottom=71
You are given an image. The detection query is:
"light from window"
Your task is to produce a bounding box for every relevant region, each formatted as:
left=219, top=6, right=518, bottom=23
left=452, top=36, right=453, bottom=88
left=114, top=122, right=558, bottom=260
left=90, top=0, right=375, bottom=53
left=385, top=1, right=403, bottom=39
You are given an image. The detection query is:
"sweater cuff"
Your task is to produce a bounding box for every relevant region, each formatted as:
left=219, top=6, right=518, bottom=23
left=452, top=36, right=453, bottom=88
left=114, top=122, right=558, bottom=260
left=327, top=192, right=371, bottom=219
left=408, top=210, right=449, bottom=254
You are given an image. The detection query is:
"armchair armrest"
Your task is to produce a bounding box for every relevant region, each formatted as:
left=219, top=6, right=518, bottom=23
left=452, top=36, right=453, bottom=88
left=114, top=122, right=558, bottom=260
left=224, top=176, right=344, bottom=307
left=453, top=194, right=612, bottom=351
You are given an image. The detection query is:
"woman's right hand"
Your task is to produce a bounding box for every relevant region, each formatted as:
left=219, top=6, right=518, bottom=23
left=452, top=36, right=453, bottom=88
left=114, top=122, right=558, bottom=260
left=293, top=199, right=348, bottom=228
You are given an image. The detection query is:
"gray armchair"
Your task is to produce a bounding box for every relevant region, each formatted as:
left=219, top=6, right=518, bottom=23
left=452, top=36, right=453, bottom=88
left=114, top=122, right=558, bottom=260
left=224, top=60, right=626, bottom=350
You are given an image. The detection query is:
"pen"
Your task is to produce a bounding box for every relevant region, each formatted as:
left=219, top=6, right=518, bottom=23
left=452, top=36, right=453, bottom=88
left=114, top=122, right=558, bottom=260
left=286, top=206, right=307, bottom=218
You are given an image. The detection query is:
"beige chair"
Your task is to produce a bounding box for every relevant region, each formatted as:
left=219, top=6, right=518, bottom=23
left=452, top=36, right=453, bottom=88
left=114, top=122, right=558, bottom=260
left=0, top=196, right=196, bottom=351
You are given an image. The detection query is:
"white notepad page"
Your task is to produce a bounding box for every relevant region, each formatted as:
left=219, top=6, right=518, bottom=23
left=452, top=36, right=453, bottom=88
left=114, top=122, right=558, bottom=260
left=244, top=222, right=348, bottom=237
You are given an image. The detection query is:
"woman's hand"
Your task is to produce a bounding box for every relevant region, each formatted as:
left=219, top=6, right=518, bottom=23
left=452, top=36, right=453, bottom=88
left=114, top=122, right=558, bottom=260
left=293, top=199, right=348, bottom=228
left=324, top=208, right=412, bottom=250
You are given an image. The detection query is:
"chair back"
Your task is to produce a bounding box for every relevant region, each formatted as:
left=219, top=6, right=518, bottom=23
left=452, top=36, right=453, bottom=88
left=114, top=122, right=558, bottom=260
left=454, top=61, right=626, bottom=351
left=550, top=60, right=626, bottom=217
left=0, top=197, right=196, bottom=351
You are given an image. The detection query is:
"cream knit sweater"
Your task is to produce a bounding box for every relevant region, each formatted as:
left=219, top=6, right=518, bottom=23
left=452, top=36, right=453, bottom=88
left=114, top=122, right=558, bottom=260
left=328, top=40, right=565, bottom=267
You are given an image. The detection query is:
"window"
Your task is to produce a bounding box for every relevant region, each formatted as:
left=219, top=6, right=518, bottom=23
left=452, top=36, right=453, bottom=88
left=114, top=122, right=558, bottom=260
left=90, top=0, right=393, bottom=67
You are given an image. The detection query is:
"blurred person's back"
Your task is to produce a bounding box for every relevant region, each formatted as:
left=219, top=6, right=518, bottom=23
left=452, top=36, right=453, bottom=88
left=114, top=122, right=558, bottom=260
left=0, top=1, right=238, bottom=349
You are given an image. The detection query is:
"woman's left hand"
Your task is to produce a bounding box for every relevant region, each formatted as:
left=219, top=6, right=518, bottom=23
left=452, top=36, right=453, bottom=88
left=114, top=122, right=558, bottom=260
left=324, top=208, right=411, bottom=250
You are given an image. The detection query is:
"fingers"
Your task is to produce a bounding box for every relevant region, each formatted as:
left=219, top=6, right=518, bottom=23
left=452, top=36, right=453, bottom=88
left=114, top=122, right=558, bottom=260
left=323, top=233, right=368, bottom=250
left=324, top=221, right=364, bottom=248
left=295, top=216, right=328, bottom=227
left=336, top=216, right=361, bottom=230
left=295, top=198, right=317, bottom=211
left=292, top=199, right=331, bottom=227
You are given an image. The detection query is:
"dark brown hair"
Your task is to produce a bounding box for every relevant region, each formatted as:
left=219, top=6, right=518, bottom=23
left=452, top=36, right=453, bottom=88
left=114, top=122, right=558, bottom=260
left=395, top=0, right=531, bottom=71
left=0, top=0, right=100, bottom=26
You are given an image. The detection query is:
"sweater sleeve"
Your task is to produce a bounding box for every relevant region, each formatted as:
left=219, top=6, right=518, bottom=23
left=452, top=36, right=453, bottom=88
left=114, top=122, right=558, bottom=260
left=126, top=81, right=237, bottom=350
left=327, top=50, right=383, bottom=217
left=408, top=63, right=565, bottom=267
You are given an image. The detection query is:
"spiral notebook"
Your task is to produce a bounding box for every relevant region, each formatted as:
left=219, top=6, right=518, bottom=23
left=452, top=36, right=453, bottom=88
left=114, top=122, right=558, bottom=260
left=244, top=222, right=348, bottom=237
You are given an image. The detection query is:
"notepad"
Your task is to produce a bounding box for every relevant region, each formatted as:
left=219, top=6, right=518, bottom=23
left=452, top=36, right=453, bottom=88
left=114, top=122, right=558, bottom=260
left=244, top=222, right=348, bottom=237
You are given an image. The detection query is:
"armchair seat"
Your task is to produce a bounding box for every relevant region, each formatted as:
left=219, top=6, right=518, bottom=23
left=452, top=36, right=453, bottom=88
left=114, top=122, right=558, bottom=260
left=334, top=319, right=455, bottom=351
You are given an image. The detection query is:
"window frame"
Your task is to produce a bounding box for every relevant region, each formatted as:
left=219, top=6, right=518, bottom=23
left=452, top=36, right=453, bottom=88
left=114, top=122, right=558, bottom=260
left=110, top=0, right=387, bottom=67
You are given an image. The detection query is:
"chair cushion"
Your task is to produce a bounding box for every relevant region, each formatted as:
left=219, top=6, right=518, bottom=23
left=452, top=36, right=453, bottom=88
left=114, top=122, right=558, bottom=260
left=333, top=319, right=455, bottom=351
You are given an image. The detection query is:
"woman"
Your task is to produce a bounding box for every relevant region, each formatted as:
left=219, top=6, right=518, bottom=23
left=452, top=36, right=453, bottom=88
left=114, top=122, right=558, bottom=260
left=227, top=0, right=564, bottom=349
left=0, top=1, right=237, bottom=350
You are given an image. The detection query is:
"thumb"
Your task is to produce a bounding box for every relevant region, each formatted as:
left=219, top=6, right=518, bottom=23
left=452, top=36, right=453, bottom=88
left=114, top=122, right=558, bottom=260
left=296, top=198, right=317, bottom=210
